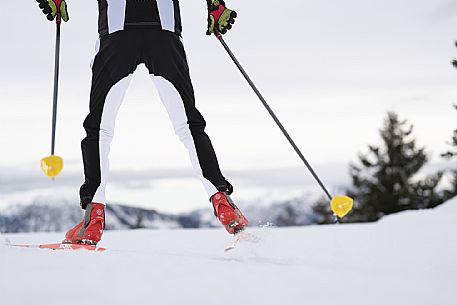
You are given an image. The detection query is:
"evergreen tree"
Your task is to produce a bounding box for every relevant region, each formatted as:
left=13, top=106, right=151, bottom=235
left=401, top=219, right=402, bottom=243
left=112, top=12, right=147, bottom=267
left=441, top=47, right=457, bottom=199
left=345, top=112, right=443, bottom=222
left=442, top=105, right=457, bottom=199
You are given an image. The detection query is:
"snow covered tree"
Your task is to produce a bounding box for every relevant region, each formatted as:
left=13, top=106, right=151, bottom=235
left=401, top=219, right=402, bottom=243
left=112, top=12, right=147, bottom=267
left=346, top=112, right=444, bottom=222
left=441, top=105, right=457, bottom=199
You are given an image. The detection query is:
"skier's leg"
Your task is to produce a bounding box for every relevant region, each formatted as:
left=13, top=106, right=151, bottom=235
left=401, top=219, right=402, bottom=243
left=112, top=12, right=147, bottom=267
left=150, top=76, right=225, bottom=197
left=66, top=32, right=141, bottom=244
left=69, top=72, right=132, bottom=243
left=145, top=31, right=248, bottom=234
left=80, top=74, right=132, bottom=206
left=143, top=31, right=248, bottom=233
left=144, top=32, right=228, bottom=198
left=79, top=32, right=141, bottom=208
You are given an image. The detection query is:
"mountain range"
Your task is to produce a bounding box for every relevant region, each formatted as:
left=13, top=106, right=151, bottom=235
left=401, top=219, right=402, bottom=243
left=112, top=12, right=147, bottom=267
left=0, top=195, right=316, bottom=233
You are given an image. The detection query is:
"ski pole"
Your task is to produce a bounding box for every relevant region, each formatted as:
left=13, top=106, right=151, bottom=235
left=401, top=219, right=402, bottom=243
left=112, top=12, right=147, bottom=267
left=51, top=15, right=61, bottom=156
left=41, top=14, right=64, bottom=178
left=214, top=32, right=354, bottom=218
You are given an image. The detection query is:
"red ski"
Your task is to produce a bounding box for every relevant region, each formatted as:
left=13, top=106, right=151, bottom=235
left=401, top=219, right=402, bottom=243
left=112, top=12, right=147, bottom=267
left=7, top=242, right=106, bottom=252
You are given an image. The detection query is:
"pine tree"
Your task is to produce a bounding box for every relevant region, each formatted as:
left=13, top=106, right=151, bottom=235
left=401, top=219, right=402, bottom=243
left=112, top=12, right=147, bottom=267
left=346, top=112, right=443, bottom=222
left=442, top=105, right=457, bottom=199
left=440, top=46, right=457, bottom=199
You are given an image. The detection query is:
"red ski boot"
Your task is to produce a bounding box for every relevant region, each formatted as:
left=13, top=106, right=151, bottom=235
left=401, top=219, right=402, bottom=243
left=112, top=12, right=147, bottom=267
left=64, top=203, right=105, bottom=245
left=211, top=192, right=248, bottom=234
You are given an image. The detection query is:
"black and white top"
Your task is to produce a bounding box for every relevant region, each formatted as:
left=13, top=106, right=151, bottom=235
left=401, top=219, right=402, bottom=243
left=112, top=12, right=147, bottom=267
left=97, top=0, right=182, bottom=36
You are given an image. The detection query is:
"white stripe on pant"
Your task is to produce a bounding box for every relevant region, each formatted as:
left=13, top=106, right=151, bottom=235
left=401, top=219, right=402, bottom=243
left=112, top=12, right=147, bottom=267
left=92, top=75, right=133, bottom=204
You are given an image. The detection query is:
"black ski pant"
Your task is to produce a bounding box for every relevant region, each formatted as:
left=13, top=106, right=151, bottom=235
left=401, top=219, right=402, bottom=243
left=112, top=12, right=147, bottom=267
left=79, top=29, right=227, bottom=207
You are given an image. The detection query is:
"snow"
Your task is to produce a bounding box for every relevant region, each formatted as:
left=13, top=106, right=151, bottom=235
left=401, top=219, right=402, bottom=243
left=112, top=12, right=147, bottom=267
left=1, top=198, right=456, bottom=305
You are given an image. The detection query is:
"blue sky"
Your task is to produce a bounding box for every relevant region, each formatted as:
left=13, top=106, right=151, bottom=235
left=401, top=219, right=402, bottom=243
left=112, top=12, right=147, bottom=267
left=0, top=0, right=456, bottom=212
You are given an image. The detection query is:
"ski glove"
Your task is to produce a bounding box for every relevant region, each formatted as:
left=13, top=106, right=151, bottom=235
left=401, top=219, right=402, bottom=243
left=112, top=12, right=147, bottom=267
left=36, top=0, right=69, bottom=22
left=206, top=0, right=237, bottom=35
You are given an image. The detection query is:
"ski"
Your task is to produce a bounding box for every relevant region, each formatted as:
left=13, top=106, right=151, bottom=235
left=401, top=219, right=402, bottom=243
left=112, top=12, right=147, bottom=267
left=224, top=231, right=260, bottom=252
left=6, top=242, right=106, bottom=252
left=224, top=233, right=244, bottom=252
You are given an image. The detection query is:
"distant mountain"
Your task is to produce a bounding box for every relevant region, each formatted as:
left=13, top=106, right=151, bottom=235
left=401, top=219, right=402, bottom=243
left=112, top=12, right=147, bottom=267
left=0, top=196, right=316, bottom=233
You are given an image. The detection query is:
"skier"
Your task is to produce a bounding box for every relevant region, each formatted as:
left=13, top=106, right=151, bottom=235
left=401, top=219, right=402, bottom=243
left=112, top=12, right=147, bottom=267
left=36, top=0, right=248, bottom=245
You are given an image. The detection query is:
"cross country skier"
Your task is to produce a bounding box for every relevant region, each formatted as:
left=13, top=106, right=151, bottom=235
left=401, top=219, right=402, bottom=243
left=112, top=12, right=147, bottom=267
left=36, top=0, right=248, bottom=245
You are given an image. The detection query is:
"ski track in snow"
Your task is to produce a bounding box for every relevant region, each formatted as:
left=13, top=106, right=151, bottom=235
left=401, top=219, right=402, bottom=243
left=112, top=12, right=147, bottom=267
left=1, top=198, right=456, bottom=305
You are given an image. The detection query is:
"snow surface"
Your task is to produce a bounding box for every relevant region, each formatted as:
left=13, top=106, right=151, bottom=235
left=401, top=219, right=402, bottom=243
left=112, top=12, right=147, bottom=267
left=1, top=198, right=456, bottom=305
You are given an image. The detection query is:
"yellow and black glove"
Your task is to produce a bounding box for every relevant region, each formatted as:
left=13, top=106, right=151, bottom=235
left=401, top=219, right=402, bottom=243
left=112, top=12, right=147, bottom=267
left=206, top=0, right=236, bottom=35
left=36, top=0, right=69, bottom=22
